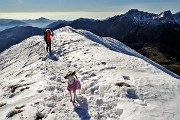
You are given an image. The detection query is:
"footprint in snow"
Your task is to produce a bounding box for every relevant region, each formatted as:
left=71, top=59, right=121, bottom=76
left=123, top=75, right=131, bottom=80
left=99, top=66, right=116, bottom=72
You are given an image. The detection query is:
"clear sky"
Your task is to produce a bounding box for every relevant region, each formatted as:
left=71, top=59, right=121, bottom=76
left=0, top=0, right=180, bottom=20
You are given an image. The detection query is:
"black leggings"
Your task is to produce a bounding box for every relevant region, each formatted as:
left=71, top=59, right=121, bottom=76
left=46, top=40, right=51, bottom=52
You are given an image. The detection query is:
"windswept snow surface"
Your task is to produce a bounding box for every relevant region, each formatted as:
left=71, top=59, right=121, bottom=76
left=0, top=26, right=180, bottom=120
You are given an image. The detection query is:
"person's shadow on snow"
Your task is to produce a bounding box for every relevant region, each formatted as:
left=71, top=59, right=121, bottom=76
left=48, top=51, right=59, bottom=61
left=73, top=96, right=91, bottom=120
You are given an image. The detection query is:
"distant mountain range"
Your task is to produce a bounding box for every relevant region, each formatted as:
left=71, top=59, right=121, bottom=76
left=0, top=26, right=43, bottom=52
left=46, top=20, right=71, bottom=29
left=0, top=17, right=56, bottom=31
left=23, top=17, right=56, bottom=28
left=48, top=9, right=180, bottom=75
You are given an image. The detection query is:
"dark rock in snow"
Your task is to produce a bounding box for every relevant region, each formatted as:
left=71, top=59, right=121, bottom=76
left=115, top=82, right=131, bottom=87
left=36, top=111, right=45, bottom=120
left=0, top=102, right=7, bottom=107
left=6, top=109, right=24, bottom=118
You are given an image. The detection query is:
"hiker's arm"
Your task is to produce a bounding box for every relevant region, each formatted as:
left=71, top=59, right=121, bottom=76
left=51, top=32, right=54, bottom=36
left=44, top=32, right=47, bottom=37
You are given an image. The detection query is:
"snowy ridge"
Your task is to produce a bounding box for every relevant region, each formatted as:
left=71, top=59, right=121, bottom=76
left=0, top=26, right=180, bottom=120
left=77, top=28, right=179, bottom=79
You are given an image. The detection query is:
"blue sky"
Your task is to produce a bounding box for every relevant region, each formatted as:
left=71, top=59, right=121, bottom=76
left=0, top=0, right=180, bottom=20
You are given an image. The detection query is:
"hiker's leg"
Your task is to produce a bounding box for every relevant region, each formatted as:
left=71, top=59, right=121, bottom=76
left=73, top=90, right=76, bottom=103
left=69, top=91, right=72, bottom=102
left=76, top=90, right=79, bottom=101
left=46, top=41, right=48, bottom=52
left=49, top=40, right=51, bottom=52
left=78, top=89, right=81, bottom=95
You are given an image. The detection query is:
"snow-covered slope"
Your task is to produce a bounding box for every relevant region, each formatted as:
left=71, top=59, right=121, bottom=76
left=0, top=26, right=180, bottom=120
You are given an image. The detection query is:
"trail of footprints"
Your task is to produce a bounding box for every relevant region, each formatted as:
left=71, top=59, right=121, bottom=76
left=1, top=37, right=146, bottom=119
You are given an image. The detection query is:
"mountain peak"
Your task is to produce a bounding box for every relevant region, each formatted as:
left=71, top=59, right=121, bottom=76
left=58, top=26, right=76, bottom=33
left=35, top=17, right=51, bottom=22
left=127, top=9, right=140, bottom=14
left=164, top=10, right=172, bottom=15
left=159, top=10, right=173, bottom=18
left=75, top=18, right=96, bottom=22
left=37, top=17, right=49, bottom=20
left=175, top=11, right=180, bottom=16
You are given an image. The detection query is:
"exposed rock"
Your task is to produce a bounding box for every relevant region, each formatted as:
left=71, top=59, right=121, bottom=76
left=115, top=82, right=130, bottom=87
left=36, top=111, right=45, bottom=120
left=0, top=102, right=7, bottom=107
left=6, top=109, right=24, bottom=118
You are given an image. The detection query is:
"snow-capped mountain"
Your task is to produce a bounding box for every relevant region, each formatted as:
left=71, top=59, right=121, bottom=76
left=50, top=9, right=180, bottom=47
left=119, top=9, right=180, bottom=25
left=0, top=26, right=179, bottom=120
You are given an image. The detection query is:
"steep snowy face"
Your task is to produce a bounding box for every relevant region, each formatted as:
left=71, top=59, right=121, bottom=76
left=159, top=10, right=173, bottom=18
left=123, top=9, right=180, bottom=25
left=0, top=26, right=180, bottom=120
left=126, top=9, right=157, bottom=24
left=158, top=10, right=178, bottom=24
left=174, top=12, right=180, bottom=25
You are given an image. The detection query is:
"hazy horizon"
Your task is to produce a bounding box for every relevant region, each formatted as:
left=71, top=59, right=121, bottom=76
left=0, top=0, right=180, bottom=20
left=0, top=11, right=123, bottom=20
left=0, top=10, right=180, bottom=21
